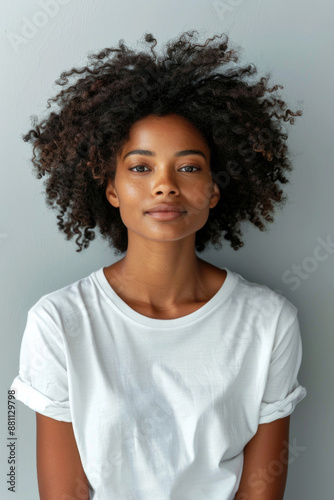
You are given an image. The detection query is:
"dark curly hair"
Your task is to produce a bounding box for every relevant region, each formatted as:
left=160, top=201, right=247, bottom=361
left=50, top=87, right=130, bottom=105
left=23, top=30, right=303, bottom=255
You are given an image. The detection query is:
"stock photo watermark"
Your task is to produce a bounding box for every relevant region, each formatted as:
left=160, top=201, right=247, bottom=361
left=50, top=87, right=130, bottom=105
left=61, top=477, right=89, bottom=500
left=6, top=390, right=17, bottom=493
left=282, top=235, right=334, bottom=291
left=213, top=0, right=246, bottom=21
left=180, top=129, right=274, bottom=227
left=236, top=438, right=306, bottom=499
left=6, top=0, right=73, bottom=54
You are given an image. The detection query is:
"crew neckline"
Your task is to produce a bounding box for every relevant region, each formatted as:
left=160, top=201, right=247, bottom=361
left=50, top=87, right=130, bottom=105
left=93, top=266, right=238, bottom=329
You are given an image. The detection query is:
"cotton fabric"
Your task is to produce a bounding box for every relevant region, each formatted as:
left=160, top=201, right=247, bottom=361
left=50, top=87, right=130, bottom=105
left=10, top=267, right=307, bottom=499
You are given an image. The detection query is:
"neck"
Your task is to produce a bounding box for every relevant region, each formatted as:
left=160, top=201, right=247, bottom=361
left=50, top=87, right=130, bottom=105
left=111, top=234, right=207, bottom=308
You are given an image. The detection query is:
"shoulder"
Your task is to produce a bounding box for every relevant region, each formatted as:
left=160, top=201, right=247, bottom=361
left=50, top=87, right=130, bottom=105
left=19, top=270, right=104, bottom=362
left=28, top=269, right=101, bottom=324
left=229, top=269, right=298, bottom=331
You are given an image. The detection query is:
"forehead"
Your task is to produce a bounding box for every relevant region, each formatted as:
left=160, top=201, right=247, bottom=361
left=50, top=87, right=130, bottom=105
left=123, top=113, right=210, bottom=150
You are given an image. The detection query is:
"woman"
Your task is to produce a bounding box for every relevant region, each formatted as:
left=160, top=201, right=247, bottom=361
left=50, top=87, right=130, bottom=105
left=11, top=31, right=307, bottom=499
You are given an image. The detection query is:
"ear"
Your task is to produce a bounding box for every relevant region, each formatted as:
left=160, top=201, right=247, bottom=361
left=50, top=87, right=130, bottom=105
left=209, top=182, right=220, bottom=209
left=105, top=177, right=120, bottom=208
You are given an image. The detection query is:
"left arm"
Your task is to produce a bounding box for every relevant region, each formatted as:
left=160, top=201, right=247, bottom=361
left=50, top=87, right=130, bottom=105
left=235, top=415, right=290, bottom=500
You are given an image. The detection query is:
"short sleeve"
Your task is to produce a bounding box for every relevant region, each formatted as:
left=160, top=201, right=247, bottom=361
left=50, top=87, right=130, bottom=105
left=10, top=304, right=71, bottom=422
left=258, top=312, right=307, bottom=424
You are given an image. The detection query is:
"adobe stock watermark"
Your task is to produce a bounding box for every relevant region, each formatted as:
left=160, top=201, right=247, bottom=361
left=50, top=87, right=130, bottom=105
left=212, top=0, right=245, bottom=22
left=61, top=477, right=89, bottom=500
left=59, top=386, right=173, bottom=498
left=236, top=438, right=306, bottom=499
left=181, top=125, right=275, bottom=225
left=281, top=235, right=334, bottom=291
left=6, top=0, right=73, bottom=54
left=0, top=233, right=8, bottom=243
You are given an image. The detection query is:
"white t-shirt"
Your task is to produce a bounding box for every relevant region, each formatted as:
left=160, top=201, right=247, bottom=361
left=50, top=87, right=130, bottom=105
left=10, top=266, right=307, bottom=500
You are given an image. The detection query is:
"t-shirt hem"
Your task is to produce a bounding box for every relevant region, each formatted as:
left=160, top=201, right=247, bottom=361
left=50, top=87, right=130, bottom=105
left=258, top=384, right=307, bottom=424
left=10, top=375, right=72, bottom=422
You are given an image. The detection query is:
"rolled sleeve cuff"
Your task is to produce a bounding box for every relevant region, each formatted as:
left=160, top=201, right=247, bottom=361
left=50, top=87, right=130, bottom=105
left=258, top=385, right=307, bottom=424
left=10, top=375, right=72, bottom=422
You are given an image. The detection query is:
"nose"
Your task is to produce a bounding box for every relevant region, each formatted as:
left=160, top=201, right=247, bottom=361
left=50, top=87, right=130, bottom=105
left=151, top=166, right=180, bottom=196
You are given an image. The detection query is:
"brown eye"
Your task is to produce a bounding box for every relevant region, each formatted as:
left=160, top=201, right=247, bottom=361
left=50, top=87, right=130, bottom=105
left=179, top=165, right=201, bottom=172
left=129, top=165, right=150, bottom=172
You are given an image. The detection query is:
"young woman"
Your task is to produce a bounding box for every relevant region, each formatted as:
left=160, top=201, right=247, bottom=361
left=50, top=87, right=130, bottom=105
left=11, top=31, right=307, bottom=500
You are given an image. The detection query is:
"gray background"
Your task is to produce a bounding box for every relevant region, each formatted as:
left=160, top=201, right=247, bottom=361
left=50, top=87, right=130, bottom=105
left=1, top=0, right=332, bottom=498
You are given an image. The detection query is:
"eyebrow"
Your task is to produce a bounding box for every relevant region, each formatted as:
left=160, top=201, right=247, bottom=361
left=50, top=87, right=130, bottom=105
left=123, top=149, right=207, bottom=161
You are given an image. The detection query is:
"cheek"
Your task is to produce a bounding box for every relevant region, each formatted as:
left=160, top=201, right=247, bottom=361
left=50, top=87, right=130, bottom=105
left=182, top=210, right=210, bottom=233
left=187, top=183, right=213, bottom=214
left=184, top=208, right=210, bottom=227
left=116, top=185, right=144, bottom=222
left=122, top=182, right=145, bottom=199
left=114, top=187, right=139, bottom=209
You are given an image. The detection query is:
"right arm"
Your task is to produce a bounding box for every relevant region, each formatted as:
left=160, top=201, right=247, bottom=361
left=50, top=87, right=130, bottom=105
left=36, top=412, right=90, bottom=500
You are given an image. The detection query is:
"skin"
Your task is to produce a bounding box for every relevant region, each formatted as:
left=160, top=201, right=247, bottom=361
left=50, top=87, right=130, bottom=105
left=104, top=112, right=225, bottom=318
left=36, top=113, right=290, bottom=499
left=235, top=416, right=290, bottom=499
left=36, top=413, right=90, bottom=499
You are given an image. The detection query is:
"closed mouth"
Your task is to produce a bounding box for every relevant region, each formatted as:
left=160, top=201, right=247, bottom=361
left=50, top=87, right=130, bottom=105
left=146, top=210, right=187, bottom=213
left=145, top=205, right=187, bottom=213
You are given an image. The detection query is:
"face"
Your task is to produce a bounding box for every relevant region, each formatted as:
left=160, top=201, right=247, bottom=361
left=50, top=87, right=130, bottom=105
left=105, top=113, right=220, bottom=245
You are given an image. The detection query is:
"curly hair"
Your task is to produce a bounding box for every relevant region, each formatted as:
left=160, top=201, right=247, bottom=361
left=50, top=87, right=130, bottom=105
left=23, top=30, right=302, bottom=255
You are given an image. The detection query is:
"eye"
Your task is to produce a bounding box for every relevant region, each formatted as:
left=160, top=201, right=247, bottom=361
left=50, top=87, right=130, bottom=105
left=129, top=165, right=149, bottom=172
left=129, top=165, right=201, bottom=173
left=179, top=165, right=201, bottom=172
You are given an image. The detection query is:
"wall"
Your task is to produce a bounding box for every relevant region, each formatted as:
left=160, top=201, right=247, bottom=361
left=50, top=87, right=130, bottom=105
left=1, top=0, right=332, bottom=498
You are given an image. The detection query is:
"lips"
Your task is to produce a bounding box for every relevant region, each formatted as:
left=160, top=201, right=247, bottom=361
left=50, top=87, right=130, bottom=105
left=145, top=204, right=186, bottom=213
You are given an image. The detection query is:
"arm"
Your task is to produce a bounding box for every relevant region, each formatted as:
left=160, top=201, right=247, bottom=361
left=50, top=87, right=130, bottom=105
left=235, top=415, right=290, bottom=500
left=36, top=412, right=90, bottom=500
